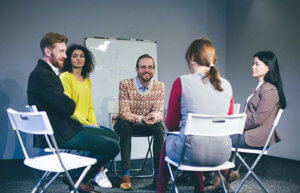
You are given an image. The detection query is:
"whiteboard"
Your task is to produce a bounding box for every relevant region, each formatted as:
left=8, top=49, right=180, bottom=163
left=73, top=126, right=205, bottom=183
left=85, top=37, right=158, bottom=128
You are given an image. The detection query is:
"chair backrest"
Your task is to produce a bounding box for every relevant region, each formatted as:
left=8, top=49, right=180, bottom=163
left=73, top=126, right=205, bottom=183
left=184, top=113, right=247, bottom=137
left=108, top=101, right=118, bottom=114
left=233, top=103, right=240, bottom=114
left=108, top=101, right=118, bottom=129
left=7, top=108, right=53, bottom=135
left=273, top=109, right=283, bottom=127
left=7, top=108, right=55, bottom=159
left=233, top=108, right=284, bottom=155
left=262, top=108, right=284, bottom=149
left=26, top=105, right=38, bottom=112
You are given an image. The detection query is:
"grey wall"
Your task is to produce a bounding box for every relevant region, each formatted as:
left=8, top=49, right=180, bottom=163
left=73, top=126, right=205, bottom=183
left=226, top=0, right=300, bottom=161
left=0, top=0, right=227, bottom=159
left=2, top=0, right=298, bottom=161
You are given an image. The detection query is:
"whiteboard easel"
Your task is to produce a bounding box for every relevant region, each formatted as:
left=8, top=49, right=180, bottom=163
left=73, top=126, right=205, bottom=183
left=85, top=37, right=158, bottom=159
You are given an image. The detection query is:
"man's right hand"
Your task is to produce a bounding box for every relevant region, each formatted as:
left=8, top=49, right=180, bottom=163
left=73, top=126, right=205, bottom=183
left=142, top=114, right=155, bottom=126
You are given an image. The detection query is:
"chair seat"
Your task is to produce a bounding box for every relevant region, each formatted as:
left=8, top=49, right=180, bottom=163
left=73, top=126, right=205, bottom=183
left=24, top=152, right=97, bottom=172
left=232, top=147, right=268, bottom=155
left=165, top=156, right=235, bottom=172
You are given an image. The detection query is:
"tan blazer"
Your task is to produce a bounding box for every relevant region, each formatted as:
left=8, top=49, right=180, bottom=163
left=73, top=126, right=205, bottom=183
left=244, top=82, right=281, bottom=147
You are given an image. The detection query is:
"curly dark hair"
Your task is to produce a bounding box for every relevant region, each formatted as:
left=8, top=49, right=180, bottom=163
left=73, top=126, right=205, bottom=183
left=63, top=44, right=95, bottom=78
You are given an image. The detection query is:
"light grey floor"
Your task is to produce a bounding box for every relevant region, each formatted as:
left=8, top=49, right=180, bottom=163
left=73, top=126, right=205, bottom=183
left=1, top=154, right=299, bottom=193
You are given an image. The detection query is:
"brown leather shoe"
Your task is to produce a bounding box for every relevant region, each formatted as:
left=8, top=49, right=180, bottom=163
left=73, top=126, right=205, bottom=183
left=226, top=171, right=240, bottom=189
left=62, top=174, right=101, bottom=193
left=78, top=182, right=101, bottom=193
left=120, top=175, right=132, bottom=190
left=228, top=171, right=240, bottom=183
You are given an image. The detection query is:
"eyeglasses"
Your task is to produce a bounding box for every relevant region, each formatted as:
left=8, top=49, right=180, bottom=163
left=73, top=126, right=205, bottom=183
left=138, top=65, right=154, bottom=70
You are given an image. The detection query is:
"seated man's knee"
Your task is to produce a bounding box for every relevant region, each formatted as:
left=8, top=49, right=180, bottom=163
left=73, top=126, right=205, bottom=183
left=114, top=120, right=132, bottom=136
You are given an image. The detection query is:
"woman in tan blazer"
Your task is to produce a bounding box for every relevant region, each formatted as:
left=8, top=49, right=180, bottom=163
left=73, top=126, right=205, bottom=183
left=231, top=51, right=287, bottom=148
left=207, top=51, right=287, bottom=192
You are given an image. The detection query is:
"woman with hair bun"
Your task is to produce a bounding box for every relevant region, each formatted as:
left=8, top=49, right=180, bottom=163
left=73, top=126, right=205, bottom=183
left=156, top=38, right=234, bottom=193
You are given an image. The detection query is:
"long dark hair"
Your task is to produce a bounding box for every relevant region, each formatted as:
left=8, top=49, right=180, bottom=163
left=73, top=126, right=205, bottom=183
left=63, top=44, right=95, bottom=78
left=185, top=38, right=223, bottom=91
left=254, top=51, right=287, bottom=109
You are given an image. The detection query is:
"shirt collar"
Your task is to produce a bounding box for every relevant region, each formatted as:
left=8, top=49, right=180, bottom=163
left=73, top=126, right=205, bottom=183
left=255, top=81, right=264, bottom=91
left=136, top=76, right=151, bottom=92
left=46, top=61, right=60, bottom=76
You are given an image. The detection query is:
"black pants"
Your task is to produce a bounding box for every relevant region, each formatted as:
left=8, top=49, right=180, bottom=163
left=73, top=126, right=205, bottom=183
left=59, top=126, right=120, bottom=182
left=114, top=119, right=164, bottom=170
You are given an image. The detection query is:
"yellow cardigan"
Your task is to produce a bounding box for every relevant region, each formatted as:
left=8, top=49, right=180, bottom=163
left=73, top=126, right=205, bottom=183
left=59, top=72, right=97, bottom=125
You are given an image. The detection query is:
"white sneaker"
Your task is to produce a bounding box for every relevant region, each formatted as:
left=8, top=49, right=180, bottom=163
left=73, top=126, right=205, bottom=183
left=94, top=168, right=112, bottom=188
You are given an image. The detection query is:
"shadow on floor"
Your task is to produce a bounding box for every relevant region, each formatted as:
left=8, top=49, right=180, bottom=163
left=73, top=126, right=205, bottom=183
left=0, top=154, right=299, bottom=193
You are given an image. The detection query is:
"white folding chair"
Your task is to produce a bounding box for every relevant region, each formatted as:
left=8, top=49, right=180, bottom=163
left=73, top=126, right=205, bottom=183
left=233, top=109, right=284, bottom=193
left=165, top=113, right=247, bottom=193
left=26, top=105, right=80, bottom=193
left=7, top=107, right=97, bottom=193
left=233, top=103, right=240, bottom=114
left=26, top=105, right=64, bottom=193
left=108, top=101, right=155, bottom=178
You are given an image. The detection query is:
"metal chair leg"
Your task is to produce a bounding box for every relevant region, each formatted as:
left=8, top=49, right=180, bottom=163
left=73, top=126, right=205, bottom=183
left=235, top=153, right=249, bottom=172
left=131, top=136, right=154, bottom=178
left=31, top=171, right=50, bottom=193
left=40, top=172, right=62, bottom=193
left=167, top=163, right=179, bottom=193
left=217, top=170, right=228, bottom=193
left=234, top=153, right=269, bottom=193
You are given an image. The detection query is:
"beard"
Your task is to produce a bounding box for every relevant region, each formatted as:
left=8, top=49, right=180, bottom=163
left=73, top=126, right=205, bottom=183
left=139, top=72, right=154, bottom=83
left=50, top=53, right=64, bottom=69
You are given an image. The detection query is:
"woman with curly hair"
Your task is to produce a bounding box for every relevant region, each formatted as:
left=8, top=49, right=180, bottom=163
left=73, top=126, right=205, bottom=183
left=60, top=44, right=119, bottom=189
left=60, top=44, right=98, bottom=126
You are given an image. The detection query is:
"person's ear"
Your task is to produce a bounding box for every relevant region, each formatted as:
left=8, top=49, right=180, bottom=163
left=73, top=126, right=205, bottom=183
left=44, top=47, right=51, bottom=57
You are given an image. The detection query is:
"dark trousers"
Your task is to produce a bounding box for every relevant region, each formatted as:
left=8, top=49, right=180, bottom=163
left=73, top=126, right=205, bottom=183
left=59, top=126, right=120, bottom=182
left=114, top=119, right=164, bottom=170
